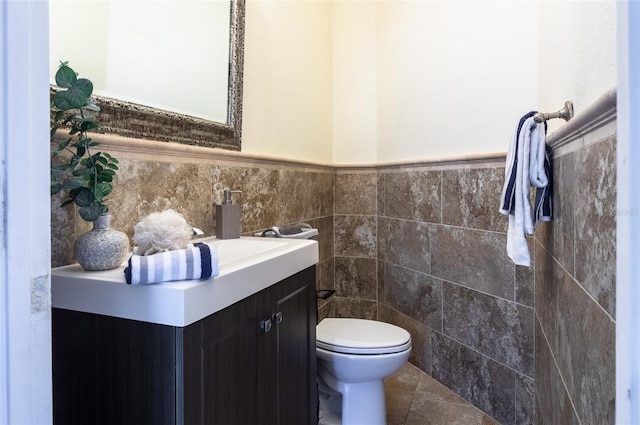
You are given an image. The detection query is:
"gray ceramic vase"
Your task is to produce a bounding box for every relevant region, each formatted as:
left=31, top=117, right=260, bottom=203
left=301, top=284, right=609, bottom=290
left=74, top=214, right=130, bottom=271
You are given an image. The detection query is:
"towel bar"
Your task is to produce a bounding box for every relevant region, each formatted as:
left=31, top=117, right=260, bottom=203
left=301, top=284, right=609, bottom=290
left=533, top=101, right=574, bottom=123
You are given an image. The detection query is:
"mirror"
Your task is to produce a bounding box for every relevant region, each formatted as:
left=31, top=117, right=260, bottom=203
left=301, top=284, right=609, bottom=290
left=49, top=0, right=245, bottom=151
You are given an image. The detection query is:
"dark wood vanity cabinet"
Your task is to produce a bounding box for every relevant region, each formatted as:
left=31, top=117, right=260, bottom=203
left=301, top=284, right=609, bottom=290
left=53, top=266, right=317, bottom=425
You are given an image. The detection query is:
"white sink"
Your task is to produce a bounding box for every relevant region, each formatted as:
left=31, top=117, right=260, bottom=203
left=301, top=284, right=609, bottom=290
left=214, top=237, right=289, bottom=266
left=51, top=236, right=318, bottom=327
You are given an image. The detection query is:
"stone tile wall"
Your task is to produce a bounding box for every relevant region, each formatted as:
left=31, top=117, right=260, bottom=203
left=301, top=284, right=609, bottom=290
left=534, top=134, right=616, bottom=425
left=329, top=172, right=379, bottom=321
left=50, top=156, right=336, bottom=308
left=331, top=164, right=533, bottom=424
left=51, top=95, right=617, bottom=424
left=330, top=95, right=616, bottom=425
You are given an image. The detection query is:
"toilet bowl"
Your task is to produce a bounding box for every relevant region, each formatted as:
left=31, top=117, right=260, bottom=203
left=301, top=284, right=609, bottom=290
left=316, top=318, right=411, bottom=425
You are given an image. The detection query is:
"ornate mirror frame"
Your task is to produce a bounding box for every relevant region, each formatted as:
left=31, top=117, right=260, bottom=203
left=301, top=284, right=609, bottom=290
left=62, top=0, right=246, bottom=151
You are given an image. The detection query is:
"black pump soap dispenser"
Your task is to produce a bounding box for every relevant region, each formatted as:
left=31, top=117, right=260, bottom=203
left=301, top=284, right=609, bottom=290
left=216, top=189, right=241, bottom=239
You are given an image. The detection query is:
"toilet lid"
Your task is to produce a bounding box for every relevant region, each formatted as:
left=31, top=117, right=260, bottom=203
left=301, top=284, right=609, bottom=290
left=316, top=318, right=411, bottom=355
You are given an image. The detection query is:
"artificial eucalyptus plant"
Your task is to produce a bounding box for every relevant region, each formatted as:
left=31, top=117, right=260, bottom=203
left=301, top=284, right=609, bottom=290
left=50, top=61, right=119, bottom=222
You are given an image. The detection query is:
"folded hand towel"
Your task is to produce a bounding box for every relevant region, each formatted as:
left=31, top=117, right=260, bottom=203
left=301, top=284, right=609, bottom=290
left=499, top=112, right=552, bottom=267
left=124, top=242, right=219, bottom=285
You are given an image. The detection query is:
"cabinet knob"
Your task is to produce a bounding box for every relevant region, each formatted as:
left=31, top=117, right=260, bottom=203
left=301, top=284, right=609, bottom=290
left=260, top=318, right=272, bottom=332
left=272, top=312, right=283, bottom=324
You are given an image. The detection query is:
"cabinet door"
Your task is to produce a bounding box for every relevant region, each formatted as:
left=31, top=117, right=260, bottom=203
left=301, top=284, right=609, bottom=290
left=183, top=293, right=259, bottom=425
left=185, top=266, right=317, bottom=425
left=268, top=267, right=318, bottom=425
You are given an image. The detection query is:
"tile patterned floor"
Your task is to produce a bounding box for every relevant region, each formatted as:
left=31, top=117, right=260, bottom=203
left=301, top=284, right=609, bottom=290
left=384, top=362, right=500, bottom=425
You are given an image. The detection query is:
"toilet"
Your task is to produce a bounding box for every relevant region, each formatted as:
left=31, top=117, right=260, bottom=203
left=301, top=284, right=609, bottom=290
left=316, top=318, right=412, bottom=425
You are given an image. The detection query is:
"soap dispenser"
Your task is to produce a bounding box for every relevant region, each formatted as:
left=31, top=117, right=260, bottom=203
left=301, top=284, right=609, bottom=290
left=216, top=189, right=242, bottom=239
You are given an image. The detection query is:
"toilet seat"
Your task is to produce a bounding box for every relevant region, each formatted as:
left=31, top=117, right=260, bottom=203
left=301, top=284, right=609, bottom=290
left=316, top=318, right=411, bottom=355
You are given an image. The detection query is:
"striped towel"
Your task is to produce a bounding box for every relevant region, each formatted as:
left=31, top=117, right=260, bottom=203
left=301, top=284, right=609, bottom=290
left=533, top=146, right=553, bottom=223
left=124, top=242, right=219, bottom=285
left=499, top=112, right=552, bottom=266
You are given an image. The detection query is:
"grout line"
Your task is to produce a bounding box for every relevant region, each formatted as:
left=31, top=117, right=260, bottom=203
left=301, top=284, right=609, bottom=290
left=374, top=214, right=510, bottom=237
left=513, top=371, right=517, bottom=425
left=569, top=154, right=578, bottom=286
left=400, top=375, right=419, bottom=425
left=375, top=173, right=379, bottom=320
left=535, top=314, right=584, bottom=425
left=383, top=260, right=531, bottom=308
left=440, top=170, right=444, bottom=227
left=440, top=275, right=444, bottom=338
left=431, top=329, right=533, bottom=379
left=536, top=235, right=615, bottom=323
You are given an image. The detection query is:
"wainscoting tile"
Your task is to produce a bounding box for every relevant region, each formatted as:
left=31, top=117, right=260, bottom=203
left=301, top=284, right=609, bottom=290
left=431, top=226, right=514, bottom=300
left=316, top=257, right=335, bottom=309
left=317, top=300, right=335, bottom=324
left=516, top=257, right=535, bottom=308
left=442, top=168, right=507, bottom=232
left=535, top=151, right=576, bottom=276
left=379, top=304, right=431, bottom=374
left=334, top=215, right=377, bottom=257
left=442, top=282, right=534, bottom=377
left=535, top=319, right=579, bottom=425
left=385, top=263, right=442, bottom=331
left=316, top=171, right=335, bottom=218
left=574, top=137, right=617, bottom=318
left=335, top=256, right=377, bottom=300
left=334, top=297, right=377, bottom=319
left=335, top=173, right=377, bottom=215
left=210, top=165, right=264, bottom=233
left=378, top=259, right=386, bottom=303
left=431, top=332, right=516, bottom=425
left=377, top=173, right=385, bottom=216
left=515, top=373, right=535, bottom=425
left=535, top=243, right=615, bottom=425
left=212, top=166, right=334, bottom=235
left=533, top=241, right=555, bottom=340
left=278, top=169, right=334, bottom=225
left=110, top=160, right=215, bottom=238
left=378, top=217, right=431, bottom=275
left=308, top=215, right=334, bottom=261
left=52, top=157, right=335, bottom=268
left=51, top=196, right=76, bottom=268
left=382, top=170, right=441, bottom=223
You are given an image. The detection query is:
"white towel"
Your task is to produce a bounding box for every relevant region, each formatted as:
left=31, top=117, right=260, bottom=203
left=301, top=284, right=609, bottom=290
left=124, top=242, right=219, bottom=285
left=499, top=113, right=549, bottom=267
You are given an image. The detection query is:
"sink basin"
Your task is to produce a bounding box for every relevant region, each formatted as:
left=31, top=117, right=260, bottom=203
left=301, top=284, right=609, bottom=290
left=213, top=237, right=288, bottom=266
left=51, top=236, right=318, bottom=327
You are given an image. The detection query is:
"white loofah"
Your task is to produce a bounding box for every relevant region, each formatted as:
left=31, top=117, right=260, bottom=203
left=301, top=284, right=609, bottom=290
left=133, top=209, right=194, bottom=256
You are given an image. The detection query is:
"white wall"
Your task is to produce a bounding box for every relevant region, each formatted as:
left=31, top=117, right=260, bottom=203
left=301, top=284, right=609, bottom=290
left=375, top=0, right=540, bottom=163
left=242, top=0, right=334, bottom=164
left=538, top=0, right=617, bottom=135
left=332, top=0, right=378, bottom=165
left=49, top=0, right=617, bottom=165
left=243, top=0, right=616, bottom=165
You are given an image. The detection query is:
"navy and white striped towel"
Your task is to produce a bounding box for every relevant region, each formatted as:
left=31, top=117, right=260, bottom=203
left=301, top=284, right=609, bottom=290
left=499, top=112, right=553, bottom=267
left=124, top=242, right=219, bottom=285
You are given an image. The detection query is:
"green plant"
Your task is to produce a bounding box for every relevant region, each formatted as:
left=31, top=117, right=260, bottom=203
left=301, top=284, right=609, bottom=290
left=50, top=61, right=119, bottom=222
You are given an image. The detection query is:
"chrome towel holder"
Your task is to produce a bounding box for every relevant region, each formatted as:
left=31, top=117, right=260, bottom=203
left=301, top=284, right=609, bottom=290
left=533, top=101, right=574, bottom=123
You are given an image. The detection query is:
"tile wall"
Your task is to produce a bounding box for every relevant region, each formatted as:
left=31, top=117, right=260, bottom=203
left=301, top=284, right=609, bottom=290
left=51, top=157, right=336, bottom=305
left=535, top=135, right=616, bottom=424
left=51, top=92, right=616, bottom=425
left=328, top=92, right=616, bottom=425
left=333, top=164, right=534, bottom=425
